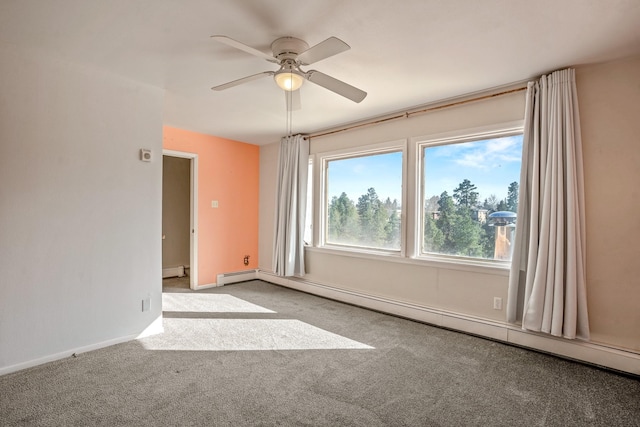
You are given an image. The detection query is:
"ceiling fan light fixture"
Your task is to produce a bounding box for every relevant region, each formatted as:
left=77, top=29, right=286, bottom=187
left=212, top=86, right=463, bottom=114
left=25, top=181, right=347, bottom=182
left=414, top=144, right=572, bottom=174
left=274, top=70, right=304, bottom=91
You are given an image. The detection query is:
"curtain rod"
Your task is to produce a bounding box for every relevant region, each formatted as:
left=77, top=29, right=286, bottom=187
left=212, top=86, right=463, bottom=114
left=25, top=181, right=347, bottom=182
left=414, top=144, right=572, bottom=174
left=310, top=85, right=528, bottom=140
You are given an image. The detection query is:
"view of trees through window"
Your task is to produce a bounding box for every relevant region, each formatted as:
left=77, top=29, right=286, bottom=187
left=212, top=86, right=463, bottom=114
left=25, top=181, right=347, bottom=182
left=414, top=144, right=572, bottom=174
left=326, top=151, right=402, bottom=250
left=321, top=134, right=522, bottom=260
left=422, top=134, right=523, bottom=260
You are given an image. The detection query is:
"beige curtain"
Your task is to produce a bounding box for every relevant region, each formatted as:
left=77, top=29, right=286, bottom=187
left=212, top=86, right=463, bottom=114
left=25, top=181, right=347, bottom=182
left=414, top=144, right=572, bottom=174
left=507, top=69, right=589, bottom=340
left=273, top=134, right=309, bottom=277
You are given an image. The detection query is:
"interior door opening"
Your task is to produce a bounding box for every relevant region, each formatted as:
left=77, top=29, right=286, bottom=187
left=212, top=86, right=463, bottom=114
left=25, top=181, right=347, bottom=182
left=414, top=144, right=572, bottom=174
left=162, top=150, right=198, bottom=290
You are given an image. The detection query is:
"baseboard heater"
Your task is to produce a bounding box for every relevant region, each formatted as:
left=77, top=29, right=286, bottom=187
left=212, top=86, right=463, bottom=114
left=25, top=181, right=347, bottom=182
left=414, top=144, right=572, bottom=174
left=256, top=270, right=640, bottom=376
left=216, top=269, right=258, bottom=286
left=162, top=265, right=186, bottom=279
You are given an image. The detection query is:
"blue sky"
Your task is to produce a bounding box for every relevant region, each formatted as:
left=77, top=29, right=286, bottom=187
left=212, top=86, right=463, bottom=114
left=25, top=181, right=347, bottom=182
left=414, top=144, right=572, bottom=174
left=424, top=135, right=523, bottom=202
left=326, top=134, right=523, bottom=205
left=327, top=152, right=403, bottom=203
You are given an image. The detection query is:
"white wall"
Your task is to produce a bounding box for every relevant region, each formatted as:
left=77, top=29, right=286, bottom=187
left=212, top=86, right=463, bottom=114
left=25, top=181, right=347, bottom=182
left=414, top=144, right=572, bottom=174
left=258, top=142, right=279, bottom=273
left=576, top=55, right=640, bottom=353
left=0, top=45, right=164, bottom=374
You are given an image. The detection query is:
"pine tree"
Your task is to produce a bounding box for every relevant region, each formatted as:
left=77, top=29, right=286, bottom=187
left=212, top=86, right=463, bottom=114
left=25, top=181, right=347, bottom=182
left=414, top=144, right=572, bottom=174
left=481, top=221, right=496, bottom=258
left=506, top=181, right=519, bottom=212
left=384, top=210, right=401, bottom=248
left=328, top=192, right=359, bottom=244
left=453, top=179, right=479, bottom=208
left=451, top=208, right=482, bottom=257
left=356, top=188, right=386, bottom=246
left=436, top=191, right=457, bottom=253
left=424, top=213, right=444, bottom=252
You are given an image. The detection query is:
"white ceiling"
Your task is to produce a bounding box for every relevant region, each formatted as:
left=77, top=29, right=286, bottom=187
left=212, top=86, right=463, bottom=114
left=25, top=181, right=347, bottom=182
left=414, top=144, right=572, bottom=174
left=2, top=0, right=639, bottom=145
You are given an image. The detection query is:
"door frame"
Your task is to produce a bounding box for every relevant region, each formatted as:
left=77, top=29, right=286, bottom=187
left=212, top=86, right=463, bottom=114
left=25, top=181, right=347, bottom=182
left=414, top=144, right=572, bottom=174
left=163, top=149, right=198, bottom=290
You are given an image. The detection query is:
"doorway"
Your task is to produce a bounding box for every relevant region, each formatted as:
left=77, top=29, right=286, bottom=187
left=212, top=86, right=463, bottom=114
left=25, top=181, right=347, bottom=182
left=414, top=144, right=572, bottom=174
left=162, top=150, right=198, bottom=290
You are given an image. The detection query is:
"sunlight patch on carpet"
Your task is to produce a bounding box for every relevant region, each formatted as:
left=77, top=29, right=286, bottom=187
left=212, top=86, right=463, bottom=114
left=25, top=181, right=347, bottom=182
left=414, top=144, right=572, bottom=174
left=138, top=319, right=374, bottom=351
left=162, top=293, right=276, bottom=313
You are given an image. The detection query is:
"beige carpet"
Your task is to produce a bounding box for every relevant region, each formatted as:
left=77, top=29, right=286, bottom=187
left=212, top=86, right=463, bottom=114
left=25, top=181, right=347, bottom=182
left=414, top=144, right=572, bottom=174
left=1, top=280, right=639, bottom=426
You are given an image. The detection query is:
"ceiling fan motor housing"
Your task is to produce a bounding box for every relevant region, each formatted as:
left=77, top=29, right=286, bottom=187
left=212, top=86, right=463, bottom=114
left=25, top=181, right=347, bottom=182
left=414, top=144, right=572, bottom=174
left=271, top=37, right=309, bottom=62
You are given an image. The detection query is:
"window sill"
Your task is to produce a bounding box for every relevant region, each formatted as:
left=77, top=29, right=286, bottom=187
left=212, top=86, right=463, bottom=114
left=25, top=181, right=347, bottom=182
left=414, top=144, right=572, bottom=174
left=306, top=246, right=511, bottom=276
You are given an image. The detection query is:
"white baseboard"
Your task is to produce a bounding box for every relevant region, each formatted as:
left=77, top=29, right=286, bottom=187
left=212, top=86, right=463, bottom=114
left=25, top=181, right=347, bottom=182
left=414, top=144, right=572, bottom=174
left=257, top=270, right=640, bottom=376
left=0, top=332, right=132, bottom=377
left=194, top=282, right=221, bottom=290
left=1, top=316, right=165, bottom=377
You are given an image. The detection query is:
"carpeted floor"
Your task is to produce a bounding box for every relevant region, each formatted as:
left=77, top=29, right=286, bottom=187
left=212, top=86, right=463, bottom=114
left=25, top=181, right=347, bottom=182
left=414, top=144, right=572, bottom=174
left=1, top=280, right=638, bottom=426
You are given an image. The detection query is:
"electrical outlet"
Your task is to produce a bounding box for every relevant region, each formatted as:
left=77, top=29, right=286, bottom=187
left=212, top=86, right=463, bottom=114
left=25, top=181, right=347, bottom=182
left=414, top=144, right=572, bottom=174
left=493, top=297, right=503, bottom=310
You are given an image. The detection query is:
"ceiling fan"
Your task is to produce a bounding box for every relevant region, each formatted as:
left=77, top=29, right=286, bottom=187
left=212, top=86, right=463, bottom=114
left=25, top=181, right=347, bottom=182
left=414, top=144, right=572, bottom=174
left=211, top=35, right=367, bottom=110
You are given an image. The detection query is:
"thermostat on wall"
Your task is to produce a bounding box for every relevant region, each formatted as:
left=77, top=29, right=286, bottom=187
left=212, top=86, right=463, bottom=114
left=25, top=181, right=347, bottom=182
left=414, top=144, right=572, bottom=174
left=140, top=149, right=152, bottom=162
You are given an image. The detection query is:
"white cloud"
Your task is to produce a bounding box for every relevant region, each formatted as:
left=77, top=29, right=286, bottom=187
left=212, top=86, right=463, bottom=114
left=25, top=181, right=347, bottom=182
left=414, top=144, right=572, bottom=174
left=453, top=136, right=522, bottom=170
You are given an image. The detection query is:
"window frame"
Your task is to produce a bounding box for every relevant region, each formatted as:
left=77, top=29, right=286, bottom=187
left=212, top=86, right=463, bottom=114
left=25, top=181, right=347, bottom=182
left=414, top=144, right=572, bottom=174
left=413, top=121, right=524, bottom=267
left=303, top=156, right=314, bottom=246
left=316, top=139, right=408, bottom=256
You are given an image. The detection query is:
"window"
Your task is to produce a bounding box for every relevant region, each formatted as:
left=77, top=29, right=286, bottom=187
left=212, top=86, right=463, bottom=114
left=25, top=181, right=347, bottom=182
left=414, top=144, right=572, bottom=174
left=320, top=142, right=405, bottom=252
left=419, top=130, right=523, bottom=262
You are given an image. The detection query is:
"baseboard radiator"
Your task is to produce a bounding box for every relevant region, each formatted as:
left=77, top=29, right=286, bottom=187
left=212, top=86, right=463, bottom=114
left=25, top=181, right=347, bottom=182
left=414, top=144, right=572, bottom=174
left=162, top=265, right=186, bottom=279
left=216, top=269, right=258, bottom=286
left=256, top=270, right=640, bottom=376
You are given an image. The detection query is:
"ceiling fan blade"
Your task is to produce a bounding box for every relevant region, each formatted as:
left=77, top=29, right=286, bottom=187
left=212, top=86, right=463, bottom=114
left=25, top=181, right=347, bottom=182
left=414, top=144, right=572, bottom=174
left=211, top=35, right=277, bottom=63
left=285, top=90, right=301, bottom=111
left=306, top=70, right=367, bottom=103
left=211, top=71, right=274, bottom=91
left=297, top=37, right=350, bottom=65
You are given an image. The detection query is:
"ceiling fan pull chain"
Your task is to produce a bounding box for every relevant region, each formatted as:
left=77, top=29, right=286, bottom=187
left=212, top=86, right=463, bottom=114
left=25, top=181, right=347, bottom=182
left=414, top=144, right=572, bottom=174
left=286, top=90, right=293, bottom=136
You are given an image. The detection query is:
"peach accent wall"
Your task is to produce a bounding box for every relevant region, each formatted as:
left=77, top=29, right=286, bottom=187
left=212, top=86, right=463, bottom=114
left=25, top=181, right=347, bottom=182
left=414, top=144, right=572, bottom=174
left=163, top=126, right=259, bottom=286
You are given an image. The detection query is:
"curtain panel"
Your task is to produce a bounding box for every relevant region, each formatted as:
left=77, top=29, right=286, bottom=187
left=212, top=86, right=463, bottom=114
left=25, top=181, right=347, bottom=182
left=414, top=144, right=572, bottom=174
left=507, top=68, right=589, bottom=340
left=273, top=134, right=309, bottom=277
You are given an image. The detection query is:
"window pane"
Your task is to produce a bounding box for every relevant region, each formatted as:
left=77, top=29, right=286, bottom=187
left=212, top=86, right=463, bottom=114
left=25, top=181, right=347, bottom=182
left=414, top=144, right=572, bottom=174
left=422, top=134, right=523, bottom=260
left=326, top=151, right=402, bottom=250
